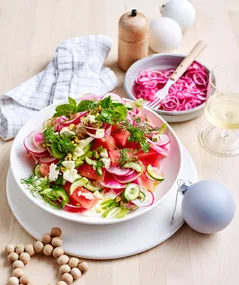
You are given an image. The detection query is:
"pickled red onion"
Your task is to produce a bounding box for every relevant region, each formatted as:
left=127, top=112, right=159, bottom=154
left=133, top=62, right=209, bottom=112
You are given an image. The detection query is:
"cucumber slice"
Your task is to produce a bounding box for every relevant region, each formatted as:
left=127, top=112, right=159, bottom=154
left=100, top=148, right=108, bottom=158
left=84, top=183, right=102, bottom=192
left=39, top=188, right=52, bottom=195
left=139, top=191, right=146, bottom=201
left=123, top=162, right=142, bottom=173
left=96, top=164, right=103, bottom=177
left=122, top=183, right=140, bottom=202
left=92, top=150, right=100, bottom=159
left=78, top=137, right=94, bottom=149
left=54, top=188, right=69, bottom=207
left=85, top=156, right=97, bottom=166
left=34, top=164, right=41, bottom=177
left=146, top=165, right=164, bottom=181
left=75, top=159, right=84, bottom=167
left=69, top=177, right=89, bottom=195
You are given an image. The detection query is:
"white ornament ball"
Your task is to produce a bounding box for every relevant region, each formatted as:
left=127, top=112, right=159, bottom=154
left=182, top=180, right=235, bottom=234
left=149, top=17, right=182, bottom=53
left=161, top=0, right=196, bottom=32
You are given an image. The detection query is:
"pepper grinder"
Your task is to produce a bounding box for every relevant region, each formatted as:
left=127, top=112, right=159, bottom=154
left=118, top=9, right=149, bottom=71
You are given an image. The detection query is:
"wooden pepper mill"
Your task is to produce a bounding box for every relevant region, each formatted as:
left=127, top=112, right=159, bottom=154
left=118, top=9, right=149, bottom=71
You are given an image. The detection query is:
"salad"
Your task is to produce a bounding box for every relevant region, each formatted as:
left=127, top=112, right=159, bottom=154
left=21, top=94, right=170, bottom=219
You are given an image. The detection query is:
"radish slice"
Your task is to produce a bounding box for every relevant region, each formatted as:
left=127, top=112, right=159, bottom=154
left=64, top=204, right=87, bottom=213
left=80, top=93, right=102, bottom=101
left=61, top=111, right=88, bottom=126
left=132, top=191, right=155, bottom=207
left=100, top=172, right=126, bottom=189
left=102, top=93, right=122, bottom=103
left=39, top=156, right=58, bottom=164
left=105, top=125, right=112, bottom=138
left=32, top=131, right=44, bottom=149
left=31, top=151, right=49, bottom=158
left=113, top=171, right=141, bottom=184
left=157, top=134, right=170, bottom=146
left=85, top=130, right=101, bottom=139
left=147, top=138, right=168, bottom=156
left=107, top=166, right=131, bottom=176
left=24, top=132, right=47, bottom=154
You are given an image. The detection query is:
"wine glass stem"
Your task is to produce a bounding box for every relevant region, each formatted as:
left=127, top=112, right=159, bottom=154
left=221, top=129, right=229, bottom=138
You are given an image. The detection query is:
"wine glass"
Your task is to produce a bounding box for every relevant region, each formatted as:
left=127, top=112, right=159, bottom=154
left=199, top=62, right=239, bottom=156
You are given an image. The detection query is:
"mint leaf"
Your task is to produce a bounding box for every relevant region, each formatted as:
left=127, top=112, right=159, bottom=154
left=99, top=109, right=114, bottom=124
left=100, top=96, right=113, bottom=108
left=115, top=105, right=128, bottom=122
left=77, top=100, right=96, bottom=112
left=68, top=97, right=77, bottom=109
left=53, top=97, right=77, bottom=117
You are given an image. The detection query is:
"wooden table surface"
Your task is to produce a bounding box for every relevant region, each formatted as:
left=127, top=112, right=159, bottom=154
left=1, top=0, right=239, bottom=284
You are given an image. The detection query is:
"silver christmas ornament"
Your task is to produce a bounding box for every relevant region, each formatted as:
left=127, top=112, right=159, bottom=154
left=173, top=180, right=235, bottom=234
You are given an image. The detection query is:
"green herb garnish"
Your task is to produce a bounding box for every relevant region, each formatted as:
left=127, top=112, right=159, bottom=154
left=21, top=176, right=61, bottom=209
left=43, top=127, right=75, bottom=157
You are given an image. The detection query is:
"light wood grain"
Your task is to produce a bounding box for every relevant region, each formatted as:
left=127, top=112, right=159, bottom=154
left=1, top=0, right=239, bottom=284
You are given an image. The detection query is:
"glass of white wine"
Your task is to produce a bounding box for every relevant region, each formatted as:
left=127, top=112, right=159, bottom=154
left=199, top=62, right=239, bottom=156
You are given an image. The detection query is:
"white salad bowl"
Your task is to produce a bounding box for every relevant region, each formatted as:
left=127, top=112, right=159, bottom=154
left=10, top=99, right=182, bottom=225
left=124, top=54, right=210, bottom=123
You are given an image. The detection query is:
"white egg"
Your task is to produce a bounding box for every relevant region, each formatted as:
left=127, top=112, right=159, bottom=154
left=149, top=17, right=182, bottom=53
left=182, top=180, right=235, bottom=234
left=161, top=0, right=196, bottom=32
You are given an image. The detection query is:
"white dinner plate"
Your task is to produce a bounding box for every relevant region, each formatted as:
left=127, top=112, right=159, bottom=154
left=7, top=145, right=197, bottom=260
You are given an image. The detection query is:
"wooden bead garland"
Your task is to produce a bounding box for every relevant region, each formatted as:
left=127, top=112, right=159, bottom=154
left=5, top=227, right=88, bottom=285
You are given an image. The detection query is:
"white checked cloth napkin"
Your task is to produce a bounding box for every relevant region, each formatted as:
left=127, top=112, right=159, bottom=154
left=0, top=35, right=118, bottom=140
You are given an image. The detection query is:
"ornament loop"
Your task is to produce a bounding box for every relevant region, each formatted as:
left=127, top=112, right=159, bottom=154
left=172, top=179, right=192, bottom=221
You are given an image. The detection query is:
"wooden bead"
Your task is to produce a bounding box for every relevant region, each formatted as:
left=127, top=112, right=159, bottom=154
left=61, top=273, right=73, bottom=284
left=43, top=244, right=53, bottom=256
left=33, top=241, right=44, bottom=253
left=52, top=247, right=64, bottom=258
left=12, top=260, right=24, bottom=269
left=57, top=282, right=68, bottom=285
left=5, top=244, right=14, bottom=254
left=68, top=257, right=79, bottom=268
left=19, top=275, right=30, bottom=284
left=57, top=254, right=69, bottom=265
left=13, top=268, right=24, bottom=278
left=15, top=244, right=25, bottom=255
left=78, top=261, right=89, bottom=273
left=25, top=244, right=35, bottom=256
left=59, top=264, right=71, bottom=275
left=42, top=233, right=52, bottom=244
left=51, top=237, right=63, bottom=247
left=20, top=252, right=30, bottom=264
left=8, top=252, right=19, bottom=263
left=8, top=276, right=19, bottom=285
left=51, top=227, right=62, bottom=237
left=71, top=268, right=81, bottom=280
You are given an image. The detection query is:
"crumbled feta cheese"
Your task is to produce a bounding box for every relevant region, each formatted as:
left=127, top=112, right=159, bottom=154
left=101, top=158, right=111, bottom=169
left=94, top=190, right=103, bottom=199
left=73, top=147, right=84, bottom=159
left=100, top=149, right=108, bottom=158
left=62, top=160, right=75, bottom=170
left=60, top=127, right=75, bottom=138
left=77, top=191, right=94, bottom=200
left=95, top=129, right=105, bottom=138
left=49, top=163, right=60, bottom=182
left=152, top=134, right=160, bottom=142
left=84, top=114, right=96, bottom=124
left=63, top=169, right=78, bottom=183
